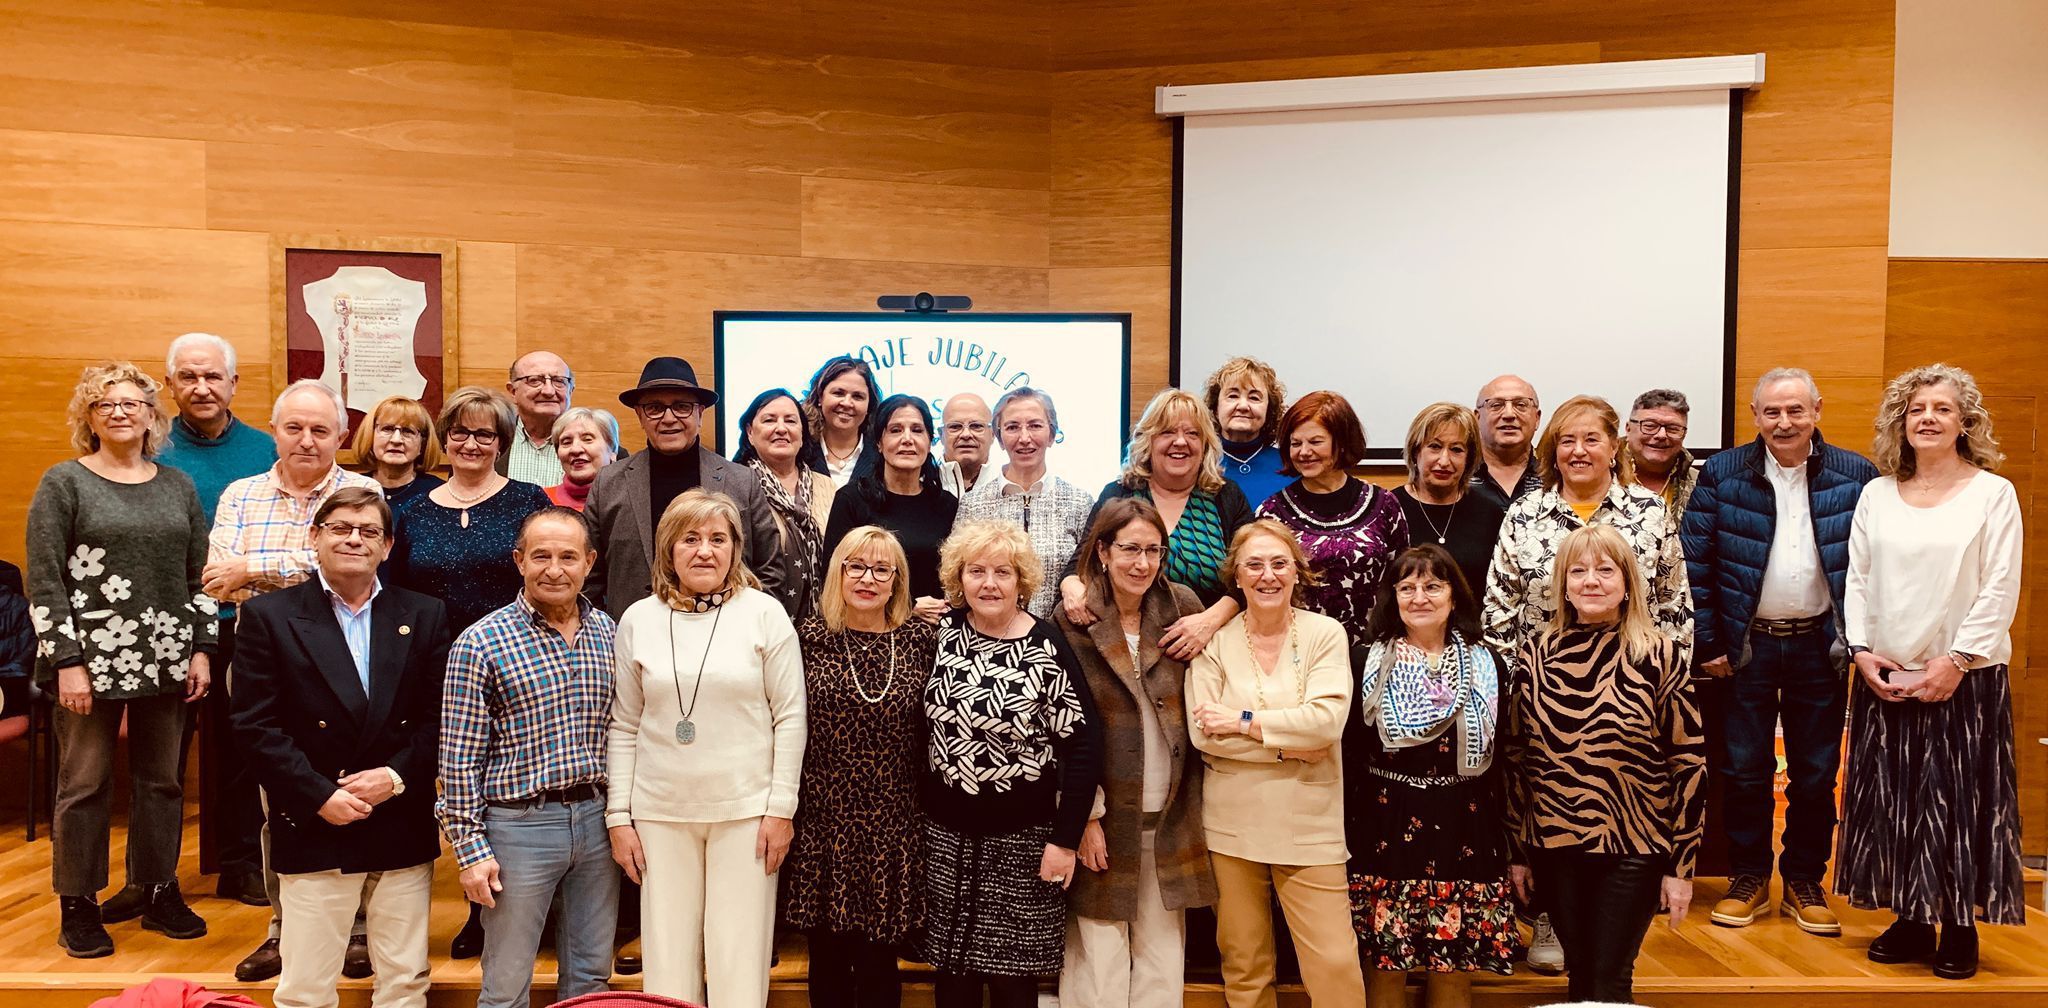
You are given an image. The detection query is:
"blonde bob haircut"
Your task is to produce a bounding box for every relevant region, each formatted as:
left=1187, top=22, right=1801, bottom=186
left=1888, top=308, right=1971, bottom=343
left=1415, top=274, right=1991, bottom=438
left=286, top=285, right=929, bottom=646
left=436, top=385, right=517, bottom=451
left=651, top=488, right=761, bottom=608
left=349, top=396, right=444, bottom=473
left=1402, top=402, right=1481, bottom=488
left=939, top=520, right=1043, bottom=611
left=67, top=361, right=172, bottom=458
left=1870, top=363, right=2003, bottom=479
left=1534, top=394, right=1635, bottom=490
left=820, top=525, right=913, bottom=633
left=1547, top=523, right=1661, bottom=663
left=1120, top=388, right=1226, bottom=494
left=1222, top=518, right=1319, bottom=608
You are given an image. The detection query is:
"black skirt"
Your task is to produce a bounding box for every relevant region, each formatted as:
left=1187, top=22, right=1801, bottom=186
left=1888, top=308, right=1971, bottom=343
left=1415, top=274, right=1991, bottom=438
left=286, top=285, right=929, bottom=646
left=917, top=820, right=1065, bottom=976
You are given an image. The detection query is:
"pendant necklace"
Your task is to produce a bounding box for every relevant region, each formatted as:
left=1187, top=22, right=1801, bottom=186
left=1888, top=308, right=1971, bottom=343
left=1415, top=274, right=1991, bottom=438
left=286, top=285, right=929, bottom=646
left=1220, top=443, right=1261, bottom=474
left=447, top=478, right=497, bottom=530
left=1244, top=611, right=1306, bottom=709
left=667, top=603, right=723, bottom=744
left=843, top=626, right=898, bottom=704
left=1416, top=497, right=1458, bottom=545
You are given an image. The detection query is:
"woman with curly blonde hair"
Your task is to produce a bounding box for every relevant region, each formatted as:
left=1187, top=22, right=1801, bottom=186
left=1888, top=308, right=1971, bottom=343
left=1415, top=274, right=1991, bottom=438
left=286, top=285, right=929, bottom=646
left=1838, top=364, right=2024, bottom=980
left=28, top=361, right=216, bottom=957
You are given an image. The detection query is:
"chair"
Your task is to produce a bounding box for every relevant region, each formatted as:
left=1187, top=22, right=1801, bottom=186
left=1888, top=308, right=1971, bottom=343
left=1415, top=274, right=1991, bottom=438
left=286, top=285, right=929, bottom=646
left=0, top=678, right=58, bottom=841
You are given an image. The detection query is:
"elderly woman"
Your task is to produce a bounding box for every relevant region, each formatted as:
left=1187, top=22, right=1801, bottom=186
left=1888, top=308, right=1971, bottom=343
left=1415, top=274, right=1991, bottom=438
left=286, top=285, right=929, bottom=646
left=29, top=361, right=216, bottom=956
left=1060, top=389, right=1253, bottom=661
left=1345, top=546, right=1517, bottom=1006
left=1054, top=498, right=1214, bottom=1008
left=1204, top=356, right=1289, bottom=507
left=1255, top=391, right=1408, bottom=645
left=1839, top=364, right=2024, bottom=980
left=1188, top=519, right=1362, bottom=1008
left=608, top=489, right=805, bottom=1007
left=823, top=394, right=957, bottom=623
left=545, top=406, right=621, bottom=512
left=387, top=386, right=551, bottom=633
left=955, top=387, right=1095, bottom=618
left=804, top=355, right=885, bottom=487
left=922, top=520, right=1100, bottom=1008
left=1506, top=524, right=1703, bottom=1004
left=733, top=389, right=835, bottom=623
left=1393, top=403, right=1507, bottom=596
left=348, top=395, right=444, bottom=513
left=785, top=527, right=935, bottom=1008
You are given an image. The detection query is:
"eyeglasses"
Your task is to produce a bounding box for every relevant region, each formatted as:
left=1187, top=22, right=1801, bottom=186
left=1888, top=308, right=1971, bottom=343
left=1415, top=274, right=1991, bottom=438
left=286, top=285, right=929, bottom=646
left=1395, top=582, right=1450, bottom=600
left=318, top=521, right=386, bottom=542
left=374, top=424, right=424, bottom=442
left=1631, top=419, right=1687, bottom=437
left=447, top=427, right=500, bottom=445
left=91, top=399, right=155, bottom=417
left=843, top=561, right=898, bottom=582
left=1239, top=558, right=1294, bottom=575
left=511, top=374, right=573, bottom=390
left=1479, top=397, right=1539, bottom=414
left=943, top=422, right=991, bottom=436
left=1001, top=420, right=1051, bottom=437
left=1110, top=542, right=1165, bottom=560
left=637, top=401, right=700, bottom=419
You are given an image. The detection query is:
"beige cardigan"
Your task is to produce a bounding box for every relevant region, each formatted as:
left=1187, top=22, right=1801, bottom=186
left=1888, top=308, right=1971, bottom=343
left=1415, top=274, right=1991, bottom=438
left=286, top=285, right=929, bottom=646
left=1186, top=608, right=1352, bottom=866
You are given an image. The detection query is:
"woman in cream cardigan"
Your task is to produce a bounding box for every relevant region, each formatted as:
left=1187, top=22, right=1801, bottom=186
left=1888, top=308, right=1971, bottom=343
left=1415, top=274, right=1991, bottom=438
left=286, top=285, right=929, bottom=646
left=607, top=489, right=807, bottom=1008
left=1187, top=518, right=1362, bottom=1008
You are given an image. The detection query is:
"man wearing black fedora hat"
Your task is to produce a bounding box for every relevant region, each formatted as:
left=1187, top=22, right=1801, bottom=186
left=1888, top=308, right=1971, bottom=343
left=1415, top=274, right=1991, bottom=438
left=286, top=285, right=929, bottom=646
left=582, top=357, right=787, bottom=620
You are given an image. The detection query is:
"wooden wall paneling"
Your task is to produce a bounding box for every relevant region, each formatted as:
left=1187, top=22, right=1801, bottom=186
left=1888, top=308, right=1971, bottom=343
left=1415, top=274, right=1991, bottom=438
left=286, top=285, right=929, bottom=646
left=1046, top=266, right=1171, bottom=416
left=800, top=178, right=1049, bottom=268
left=0, top=221, right=270, bottom=363
left=1734, top=247, right=1890, bottom=375
left=796, top=56, right=1052, bottom=190
left=1739, top=158, right=1892, bottom=251
left=0, top=130, right=206, bottom=230
left=459, top=242, right=519, bottom=373
left=1051, top=185, right=1172, bottom=269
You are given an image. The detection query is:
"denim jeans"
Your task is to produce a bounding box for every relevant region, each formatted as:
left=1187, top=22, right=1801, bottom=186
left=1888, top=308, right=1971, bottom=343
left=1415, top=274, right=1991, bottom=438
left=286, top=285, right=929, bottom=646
left=1723, top=626, right=1848, bottom=882
left=479, top=795, right=619, bottom=1008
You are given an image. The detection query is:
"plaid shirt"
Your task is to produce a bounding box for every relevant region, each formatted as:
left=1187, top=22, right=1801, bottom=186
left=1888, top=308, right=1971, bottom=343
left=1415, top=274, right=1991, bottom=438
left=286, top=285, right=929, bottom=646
left=438, top=592, right=617, bottom=867
left=207, top=464, right=382, bottom=604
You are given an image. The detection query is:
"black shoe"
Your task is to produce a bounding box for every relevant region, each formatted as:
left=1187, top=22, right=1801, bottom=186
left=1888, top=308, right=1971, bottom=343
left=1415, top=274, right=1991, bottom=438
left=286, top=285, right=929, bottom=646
left=139, top=882, right=207, bottom=940
left=216, top=870, right=270, bottom=907
left=1934, top=924, right=1979, bottom=980
left=1867, top=918, right=1937, bottom=964
left=615, top=952, right=643, bottom=976
left=450, top=913, right=484, bottom=960
left=341, top=933, right=374, bottom=979
left=99, top=883, right=149, bottom=924
left=235, top=938, right=282, bottom=982
left=58, top=896, right=114, bottom=959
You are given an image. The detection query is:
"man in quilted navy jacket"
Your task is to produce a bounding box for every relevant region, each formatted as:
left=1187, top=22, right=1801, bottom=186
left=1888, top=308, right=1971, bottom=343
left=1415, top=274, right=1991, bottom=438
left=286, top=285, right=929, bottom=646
left=1681, top=367, right=1877, bottom=938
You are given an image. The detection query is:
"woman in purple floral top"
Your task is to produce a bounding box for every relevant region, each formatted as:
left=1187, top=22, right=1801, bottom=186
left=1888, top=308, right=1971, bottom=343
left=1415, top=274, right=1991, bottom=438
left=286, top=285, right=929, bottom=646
left=1255, top=391, right=1409, bottom=645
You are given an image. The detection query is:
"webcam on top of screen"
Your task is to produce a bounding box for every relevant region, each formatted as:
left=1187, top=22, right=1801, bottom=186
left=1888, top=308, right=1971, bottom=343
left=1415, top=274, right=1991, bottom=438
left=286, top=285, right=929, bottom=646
left=877, top=292, right=972, bottom=313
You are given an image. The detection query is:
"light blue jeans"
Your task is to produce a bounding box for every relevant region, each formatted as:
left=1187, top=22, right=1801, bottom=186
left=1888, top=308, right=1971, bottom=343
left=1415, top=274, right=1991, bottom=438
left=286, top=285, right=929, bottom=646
left=478, top=795, right=620, bottom=1008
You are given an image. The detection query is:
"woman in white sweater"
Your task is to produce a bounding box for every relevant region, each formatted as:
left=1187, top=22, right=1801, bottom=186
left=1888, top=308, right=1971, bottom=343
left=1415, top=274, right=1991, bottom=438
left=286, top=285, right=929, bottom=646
left=1838, top=364, right=2024, bottom=982
left=607, top=489, right=807, bottom=1007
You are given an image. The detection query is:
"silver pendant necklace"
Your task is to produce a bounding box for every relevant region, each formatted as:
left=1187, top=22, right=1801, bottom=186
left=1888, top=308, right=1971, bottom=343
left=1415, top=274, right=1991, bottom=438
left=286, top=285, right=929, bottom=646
left=666, top=604, right=723, bottom=744
left=1416, top=497, right=1457, bottom=545
left=1220, top=444, right=1260, bottom=474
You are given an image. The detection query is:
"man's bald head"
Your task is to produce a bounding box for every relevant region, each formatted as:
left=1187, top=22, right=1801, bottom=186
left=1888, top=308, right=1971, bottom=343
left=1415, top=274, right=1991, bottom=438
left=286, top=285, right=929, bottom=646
left=941, top=393, right=994, bottom=468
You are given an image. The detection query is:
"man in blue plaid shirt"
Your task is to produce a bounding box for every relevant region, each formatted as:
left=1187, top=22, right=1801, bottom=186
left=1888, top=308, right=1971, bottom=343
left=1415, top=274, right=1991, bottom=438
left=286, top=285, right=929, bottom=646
left=439, top=507, right=619, bottom=1008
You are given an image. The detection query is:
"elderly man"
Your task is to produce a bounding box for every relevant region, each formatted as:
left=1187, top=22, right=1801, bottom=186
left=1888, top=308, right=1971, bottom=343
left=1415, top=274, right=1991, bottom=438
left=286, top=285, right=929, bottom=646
left=937, top=392, right=994, bottom=499
left=208, top=379, right=382, bottom=981
left=441, top=508, right=619, bottom=1008
left=1471, top=374, right=1544, bottom=510
left=1681, top=368, right=1876, bottom=938
left=503, top=351, right=575, bottom=486
left=584, top=356, right=785, bottom=619
left=231, top=487, right=450, bottom=1008
left=1625, top=388, right=1699, bottom=520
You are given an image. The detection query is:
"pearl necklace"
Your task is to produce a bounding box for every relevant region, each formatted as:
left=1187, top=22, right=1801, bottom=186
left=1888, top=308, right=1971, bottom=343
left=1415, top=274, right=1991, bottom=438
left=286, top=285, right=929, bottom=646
left=843, top=626, right=898, bottom=704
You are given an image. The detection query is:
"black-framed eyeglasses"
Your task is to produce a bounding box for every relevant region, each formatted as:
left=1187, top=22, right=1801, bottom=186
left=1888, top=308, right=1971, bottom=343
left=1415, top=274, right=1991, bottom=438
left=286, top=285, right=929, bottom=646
left=1631, top=419, right=1687, bottom=437
left=843, top=561, right=897, bottom=582
left=637, top=401, right=701, bottom=419
left=447, top=427, right=500, bottom=445
left=319, top=521, right=387, bottom=542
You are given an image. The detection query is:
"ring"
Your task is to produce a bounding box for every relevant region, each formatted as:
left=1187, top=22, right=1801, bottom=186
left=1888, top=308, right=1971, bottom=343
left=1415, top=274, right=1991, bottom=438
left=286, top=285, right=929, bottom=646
left=1051, top=875, right=1065, bottom=883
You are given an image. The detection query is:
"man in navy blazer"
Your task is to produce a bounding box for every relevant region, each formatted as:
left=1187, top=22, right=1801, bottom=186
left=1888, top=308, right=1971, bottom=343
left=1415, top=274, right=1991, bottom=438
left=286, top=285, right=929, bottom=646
left=231, top=486, right=451, bottom=1008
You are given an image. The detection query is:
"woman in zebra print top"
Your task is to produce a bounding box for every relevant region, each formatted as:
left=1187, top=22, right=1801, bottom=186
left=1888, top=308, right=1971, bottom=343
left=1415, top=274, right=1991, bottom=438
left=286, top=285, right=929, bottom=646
left=1505, top=524, right=1704, bottom=1005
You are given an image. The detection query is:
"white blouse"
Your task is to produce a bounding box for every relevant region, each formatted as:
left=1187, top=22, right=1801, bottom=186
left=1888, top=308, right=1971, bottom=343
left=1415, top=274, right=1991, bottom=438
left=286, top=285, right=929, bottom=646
left=1845, top=471, right=2024, bottom=669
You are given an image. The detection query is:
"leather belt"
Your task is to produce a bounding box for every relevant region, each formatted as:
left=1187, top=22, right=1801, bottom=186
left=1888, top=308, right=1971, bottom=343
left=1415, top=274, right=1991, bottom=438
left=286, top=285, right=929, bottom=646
left=1752, top=614, right=1829, bottom=638
left=488, top=782, right=603, bottom=809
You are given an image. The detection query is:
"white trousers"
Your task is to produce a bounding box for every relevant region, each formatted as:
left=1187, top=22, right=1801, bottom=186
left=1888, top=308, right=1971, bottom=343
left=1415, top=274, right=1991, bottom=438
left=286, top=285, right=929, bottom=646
left=274, top=862, right=434, bottom=1008
left=1059, top=829, right=1188, bottom=1008
left=638, top=817, right=779, bottom=1008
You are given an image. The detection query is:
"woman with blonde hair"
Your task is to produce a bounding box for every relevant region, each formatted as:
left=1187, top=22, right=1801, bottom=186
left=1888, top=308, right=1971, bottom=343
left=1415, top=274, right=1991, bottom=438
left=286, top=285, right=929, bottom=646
left=1187, top=519, right=1362, bottom=1008
left=1393, top=403, right=1506, bottom=596
left=608, top=489, right=806, bottom=1007
left=785, top=526, right=935, bottom=1008
left=1838, top=364, right=2023, bottom=980
left=1505, top=523, right=1703, bottom=1004
left=348, top=395, right=443, bottom=512
left=29, top=361, right=216, bottom=956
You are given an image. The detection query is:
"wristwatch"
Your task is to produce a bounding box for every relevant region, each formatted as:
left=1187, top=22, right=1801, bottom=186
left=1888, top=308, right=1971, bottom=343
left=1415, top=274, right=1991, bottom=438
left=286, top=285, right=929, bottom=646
left=386, top=768, right=406, bottom=796
left=1239, top=710, right=1254, bottom=731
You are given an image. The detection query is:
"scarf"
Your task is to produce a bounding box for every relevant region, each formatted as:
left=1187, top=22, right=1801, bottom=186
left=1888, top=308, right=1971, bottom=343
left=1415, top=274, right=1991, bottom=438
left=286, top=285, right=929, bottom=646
left=1150, top=488, right=1228, bottom=592
left=673, top=585, right=736, bottom=614
left=1358, top=630, right=1498, bottom=776
left=751, top=459, right=824, bottom=618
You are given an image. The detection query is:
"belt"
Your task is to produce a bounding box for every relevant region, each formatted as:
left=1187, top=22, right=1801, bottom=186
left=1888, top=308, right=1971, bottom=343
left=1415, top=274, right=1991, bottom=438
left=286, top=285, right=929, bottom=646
left=1367, top=765, right=1475, bottom=789
left=487, top=782, right=603, bottom=809
left=1752, top=614, right=1829, bottom=637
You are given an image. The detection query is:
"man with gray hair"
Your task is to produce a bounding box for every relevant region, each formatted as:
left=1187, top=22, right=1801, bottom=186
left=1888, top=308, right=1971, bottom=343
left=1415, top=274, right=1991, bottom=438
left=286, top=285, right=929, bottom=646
left=1680, top=367, right=1877, bottom=939
left=503, top=351, right=575, bottom=486
left=1624, top=388, right=1699, bottom=520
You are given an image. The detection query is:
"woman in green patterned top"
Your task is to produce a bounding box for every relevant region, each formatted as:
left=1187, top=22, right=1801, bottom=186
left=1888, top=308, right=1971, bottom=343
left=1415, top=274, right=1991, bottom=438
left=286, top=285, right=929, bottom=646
left=1059, top=388, right=1253, bottom=662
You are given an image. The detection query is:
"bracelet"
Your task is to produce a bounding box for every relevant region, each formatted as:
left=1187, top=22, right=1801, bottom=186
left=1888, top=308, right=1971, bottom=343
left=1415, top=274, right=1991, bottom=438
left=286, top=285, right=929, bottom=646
left=1948, top=650, right=1974, bottom=671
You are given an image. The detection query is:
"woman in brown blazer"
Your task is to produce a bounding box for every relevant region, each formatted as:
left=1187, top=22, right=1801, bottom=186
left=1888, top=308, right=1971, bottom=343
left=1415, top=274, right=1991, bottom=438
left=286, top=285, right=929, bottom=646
left=1055, top=498, right=1217, bottom=1008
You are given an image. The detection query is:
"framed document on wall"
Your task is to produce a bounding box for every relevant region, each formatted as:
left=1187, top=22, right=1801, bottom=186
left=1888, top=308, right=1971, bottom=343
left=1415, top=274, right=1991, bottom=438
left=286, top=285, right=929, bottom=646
left=272, top=236, right=460, bottom=442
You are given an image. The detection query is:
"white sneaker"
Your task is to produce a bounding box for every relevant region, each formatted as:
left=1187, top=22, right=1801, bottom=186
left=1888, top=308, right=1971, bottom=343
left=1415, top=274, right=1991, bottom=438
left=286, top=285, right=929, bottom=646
left=1526, top=913, right=1566, bottom=975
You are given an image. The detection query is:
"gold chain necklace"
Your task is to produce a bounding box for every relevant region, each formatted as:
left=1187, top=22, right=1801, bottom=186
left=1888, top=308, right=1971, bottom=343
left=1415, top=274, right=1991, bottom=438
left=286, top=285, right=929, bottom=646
left=1243, top=612, right=1305, bottom=709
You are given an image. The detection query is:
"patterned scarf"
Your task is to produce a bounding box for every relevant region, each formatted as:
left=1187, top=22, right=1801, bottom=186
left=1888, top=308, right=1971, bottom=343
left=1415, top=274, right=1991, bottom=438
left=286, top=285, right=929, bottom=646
left=751, top=459, right=824, bottom=618
left=1151, top=488, right=1228, bottom=593
left=673, top=585, right=737, bottom=614
left=1358, top=630, right=1498, bottom=776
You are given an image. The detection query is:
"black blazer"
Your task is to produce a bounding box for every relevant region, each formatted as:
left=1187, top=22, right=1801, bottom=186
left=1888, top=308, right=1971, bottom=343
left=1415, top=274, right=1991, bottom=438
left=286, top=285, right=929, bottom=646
left=230, top=578, right=451, bottom=875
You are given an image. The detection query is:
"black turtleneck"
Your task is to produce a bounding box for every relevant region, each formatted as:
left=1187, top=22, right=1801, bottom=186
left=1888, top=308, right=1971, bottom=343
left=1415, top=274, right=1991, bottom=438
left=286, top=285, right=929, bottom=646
left=648, top=443, right=702, bottom=520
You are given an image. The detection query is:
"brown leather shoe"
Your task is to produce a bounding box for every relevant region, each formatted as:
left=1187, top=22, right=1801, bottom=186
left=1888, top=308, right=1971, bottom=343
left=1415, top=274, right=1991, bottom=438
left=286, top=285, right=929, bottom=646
left=341, top=933, right=374, bottom=979
left=1781, top=879, right=1842, bottom=936
left=235, top=938, right=282, bottom=982
left=1711, top=874, right=1770, bottom=927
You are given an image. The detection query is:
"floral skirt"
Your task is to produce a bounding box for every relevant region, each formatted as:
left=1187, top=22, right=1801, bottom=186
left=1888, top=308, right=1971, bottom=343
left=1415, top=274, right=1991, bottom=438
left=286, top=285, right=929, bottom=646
left=1350, top=874, right=1520, bottom=974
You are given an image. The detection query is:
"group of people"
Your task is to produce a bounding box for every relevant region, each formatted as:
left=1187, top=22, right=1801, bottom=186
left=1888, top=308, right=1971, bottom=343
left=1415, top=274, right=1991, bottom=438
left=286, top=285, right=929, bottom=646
left=22, top=332, right=2024, bottom=1008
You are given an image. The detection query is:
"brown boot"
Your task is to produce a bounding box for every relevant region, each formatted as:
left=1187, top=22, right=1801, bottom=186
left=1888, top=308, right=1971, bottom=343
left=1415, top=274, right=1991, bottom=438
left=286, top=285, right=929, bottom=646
left=1711, top=874, right=1770, bottom=927
left=1780, top=879, right=1841, bottom=936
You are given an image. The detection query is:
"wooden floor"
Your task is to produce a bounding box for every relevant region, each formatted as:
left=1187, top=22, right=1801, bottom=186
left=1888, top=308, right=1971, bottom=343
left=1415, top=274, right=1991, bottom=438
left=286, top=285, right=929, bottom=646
left=2, top=806, right=2046, bottom=1007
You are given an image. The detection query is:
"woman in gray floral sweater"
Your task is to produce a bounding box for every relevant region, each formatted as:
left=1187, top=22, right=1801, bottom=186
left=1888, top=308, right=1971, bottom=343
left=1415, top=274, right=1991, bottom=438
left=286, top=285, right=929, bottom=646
left=27, top=361, right=218, bottom=958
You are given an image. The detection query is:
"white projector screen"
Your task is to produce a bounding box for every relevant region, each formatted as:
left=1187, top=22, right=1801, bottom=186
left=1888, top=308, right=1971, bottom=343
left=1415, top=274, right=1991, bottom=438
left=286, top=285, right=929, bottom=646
left=714, top=313, right=1132, bottom=491
left=1176, top=89, right=1737, bottom=456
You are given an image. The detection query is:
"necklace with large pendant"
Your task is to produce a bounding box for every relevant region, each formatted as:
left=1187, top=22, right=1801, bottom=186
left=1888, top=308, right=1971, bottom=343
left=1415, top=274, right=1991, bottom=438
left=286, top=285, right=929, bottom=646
left=668, top=604, right=723, bottom=744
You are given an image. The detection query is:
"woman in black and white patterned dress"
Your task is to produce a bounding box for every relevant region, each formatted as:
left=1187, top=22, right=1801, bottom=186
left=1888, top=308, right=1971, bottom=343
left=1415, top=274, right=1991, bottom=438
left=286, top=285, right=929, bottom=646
left=920, top=520, right=1101, bottom=1008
